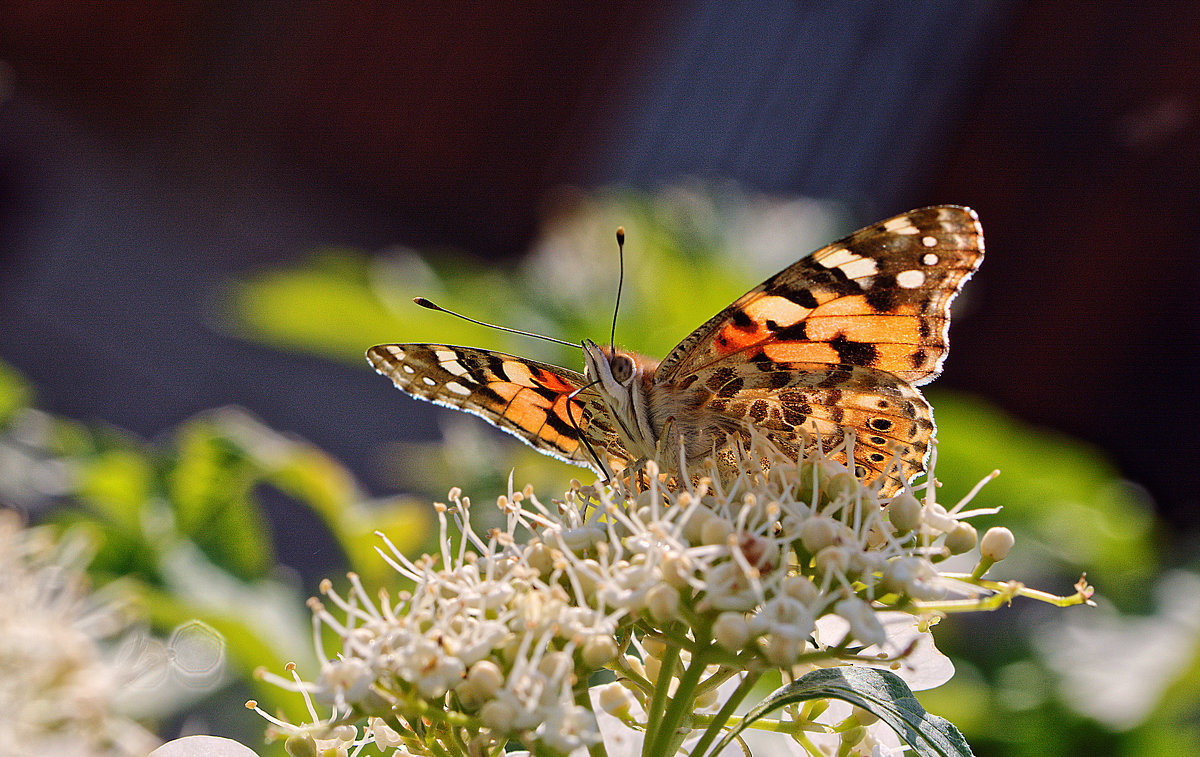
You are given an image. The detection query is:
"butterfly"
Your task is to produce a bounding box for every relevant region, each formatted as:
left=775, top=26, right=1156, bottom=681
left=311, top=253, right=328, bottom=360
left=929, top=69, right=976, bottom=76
left=367, top=205, right=983, bottom=495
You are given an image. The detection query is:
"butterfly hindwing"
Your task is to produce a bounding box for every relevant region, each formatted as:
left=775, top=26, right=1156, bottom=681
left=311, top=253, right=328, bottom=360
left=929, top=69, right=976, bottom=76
left=693, top=360, right=934, bottom=491
left=367, top=344, right=628, bottom=471
left=655, top=205, right=984, bottom=385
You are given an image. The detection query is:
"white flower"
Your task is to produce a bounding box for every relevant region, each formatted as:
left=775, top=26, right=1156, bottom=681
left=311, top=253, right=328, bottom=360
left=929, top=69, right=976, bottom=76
left=0, top=512, right=160, bottom=757
left=254, top=426, right=1083, bottom=755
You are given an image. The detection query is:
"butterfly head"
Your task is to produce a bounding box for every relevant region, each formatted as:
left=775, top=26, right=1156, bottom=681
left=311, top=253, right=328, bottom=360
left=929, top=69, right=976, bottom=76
left=582, top=339, right=657, bottom=459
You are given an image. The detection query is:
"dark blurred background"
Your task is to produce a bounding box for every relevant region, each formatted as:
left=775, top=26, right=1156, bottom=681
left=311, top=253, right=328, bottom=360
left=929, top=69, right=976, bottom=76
left=1, top=0, right=1197, bottom=526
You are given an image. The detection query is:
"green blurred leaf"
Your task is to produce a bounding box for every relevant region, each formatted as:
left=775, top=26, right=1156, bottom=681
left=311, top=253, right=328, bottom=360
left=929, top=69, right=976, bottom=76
left=76, top=446, right=154, bottom=531
left=929, top=392, right=1157, bottom=595
left=167, top=421, right=274, bottom=580
left=0, top=360, right=33, bottom=424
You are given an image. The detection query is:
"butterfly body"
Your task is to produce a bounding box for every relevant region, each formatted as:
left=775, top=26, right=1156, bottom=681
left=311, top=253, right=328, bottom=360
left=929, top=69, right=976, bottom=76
left=368, top=206, right=984, bottom=494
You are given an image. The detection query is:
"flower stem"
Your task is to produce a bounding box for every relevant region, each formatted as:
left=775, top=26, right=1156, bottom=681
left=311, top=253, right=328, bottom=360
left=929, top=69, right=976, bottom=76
left=643, top=642, right=681, bottom=756
left=688, top=669, right=761, bottom=757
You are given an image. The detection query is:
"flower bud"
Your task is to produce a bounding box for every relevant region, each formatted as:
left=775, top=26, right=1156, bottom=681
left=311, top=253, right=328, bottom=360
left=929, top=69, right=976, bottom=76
left=781, top=575, right=819, bottom=604
left=981, top=526, right=1015, bottom=561
left=887, top=492, right=922, bottom=532
left=713, top=612, right=750, bottom=651
left=647, top=584, right=681, bottom=623
left=822, top=471, right=859, bottom=503
left=582, top=636, right=619, bottom=668
left=945, top=522, right=978, bottom=555
left=762, top=633, right=803, bottom=666
left=641, top=637, right=667, bottom=660
left=480, top=698, right=519, bottom=732
left=681, top=507, right=714, bottom=545
left=700, top=515, right=734, bottom=546
left=466, top=660, right=505, bottom=701
left=813, top=545, right=851, bottom=577
left=799, top=516, right=842, bottom=553
left=597, top=682, right=637, bottom=718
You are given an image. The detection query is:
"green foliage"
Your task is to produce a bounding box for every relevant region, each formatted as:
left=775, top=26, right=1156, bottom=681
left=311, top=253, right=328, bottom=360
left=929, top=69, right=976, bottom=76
left=718, top=667, right=973, bottom=757
left=0, top=360, right=32, bottom=424
left=929, top=392, right=1158, bottom=596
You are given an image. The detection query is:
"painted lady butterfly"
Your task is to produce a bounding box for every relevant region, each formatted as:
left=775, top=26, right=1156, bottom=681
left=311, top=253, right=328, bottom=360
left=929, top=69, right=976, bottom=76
left=367, top=205, right=983, bottom=495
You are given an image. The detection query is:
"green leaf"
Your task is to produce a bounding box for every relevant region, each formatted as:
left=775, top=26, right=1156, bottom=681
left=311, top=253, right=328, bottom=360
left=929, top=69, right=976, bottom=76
left=711, top=666, right=973, bottom=757
left=167, top=422, right=274, bottom=580
left=0, top=360, right=33, bottom=424
left=76, top=447, right=155, bottom=531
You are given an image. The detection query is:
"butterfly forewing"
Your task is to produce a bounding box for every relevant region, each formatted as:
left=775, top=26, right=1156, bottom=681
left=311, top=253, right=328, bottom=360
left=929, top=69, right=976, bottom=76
left=654, top=205, right=983, bottom=385
left=366, top=344, right=629, bottom=471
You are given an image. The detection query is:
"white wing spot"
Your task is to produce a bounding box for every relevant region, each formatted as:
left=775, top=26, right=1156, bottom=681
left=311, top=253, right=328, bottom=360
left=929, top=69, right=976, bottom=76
left=841, top=256, right=880, bottom=281
left=745, top=295, right=810, bottom=326
left=501, top=360, right=534, bottom=384
left=402, top=364, right=415, bottom=374
left=445, top=381, right=471, bottom=396
left=896, top=269, right=926, bottom=289
left=820, top=248, right=879, bottom=280
left=437, top=352, right=470, bottom=377
left=922, top=253, right=939, bottom=266
left=922, top=235, right=938, bottom=247
left=883, top=217, right=920, bottom=234
left=384, top=346, right=405, bottom=357
left=422, top=377, right=438, bottom=387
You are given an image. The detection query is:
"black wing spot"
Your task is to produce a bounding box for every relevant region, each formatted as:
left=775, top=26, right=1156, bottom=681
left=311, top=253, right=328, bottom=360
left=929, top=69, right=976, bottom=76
left=749, top=400, right=769, bottom=422
left=830, top=334, right=879, bottom=367
left=544, top=411, right=579, bottom=439
left=717, top=377, right=745, bottom=398
left=766, top=372, right=792, bottom=390
left=477, top=385, right=505, bottom=405
left=782, top=404, right=807, bottom=426
left=706, top=367, right=737, bottom=391
left=865, top=275, right=900, bottom=311
left=786, top=288, right=819, bottom=309
left=775, top=321, right=808, bottom=341
left=870, top=418, right=894, bottom=432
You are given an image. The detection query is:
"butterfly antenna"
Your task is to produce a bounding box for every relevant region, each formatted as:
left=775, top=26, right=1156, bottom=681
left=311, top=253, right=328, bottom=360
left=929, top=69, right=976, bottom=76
left=413, top=297, right=579, bottom=348
left=610, top=226, right=625, bottom=353
left=566, top=382, right=610, bottom=481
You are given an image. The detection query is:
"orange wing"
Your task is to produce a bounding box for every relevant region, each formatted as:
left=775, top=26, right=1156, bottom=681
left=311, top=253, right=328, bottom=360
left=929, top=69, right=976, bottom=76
left=655, top=205, right=984, bottom=385
left=367, top=344, right=632, bottom=475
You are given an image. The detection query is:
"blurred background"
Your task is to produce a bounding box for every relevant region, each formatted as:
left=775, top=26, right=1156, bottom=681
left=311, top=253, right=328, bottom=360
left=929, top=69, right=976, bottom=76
left=1, top=2, right=1198, bottom=756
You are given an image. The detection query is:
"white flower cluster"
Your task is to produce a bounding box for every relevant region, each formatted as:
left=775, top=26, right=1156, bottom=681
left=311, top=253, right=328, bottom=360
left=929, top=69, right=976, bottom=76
left=256, top=432, right=1062, bottom=756
left=0, top=511, right=160, bottom=757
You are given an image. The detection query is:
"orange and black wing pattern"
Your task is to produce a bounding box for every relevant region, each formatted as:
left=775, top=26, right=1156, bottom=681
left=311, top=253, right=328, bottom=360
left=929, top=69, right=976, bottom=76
left=367, top=344, right=630, bottom=475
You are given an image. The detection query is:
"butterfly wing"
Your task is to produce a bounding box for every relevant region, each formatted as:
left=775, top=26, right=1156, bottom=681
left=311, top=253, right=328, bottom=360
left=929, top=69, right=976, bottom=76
left=653, top=205, right=983, bottom=491
left=656, top=205, right=984, bottom=383
left=690, top=361, right=934, bottom=492
left=367, top=344, right=632, bottom=475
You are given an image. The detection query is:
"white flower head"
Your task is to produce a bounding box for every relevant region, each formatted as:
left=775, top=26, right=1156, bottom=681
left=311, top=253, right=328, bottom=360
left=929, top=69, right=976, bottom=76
left=0, top=512, right=161, bottom=757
